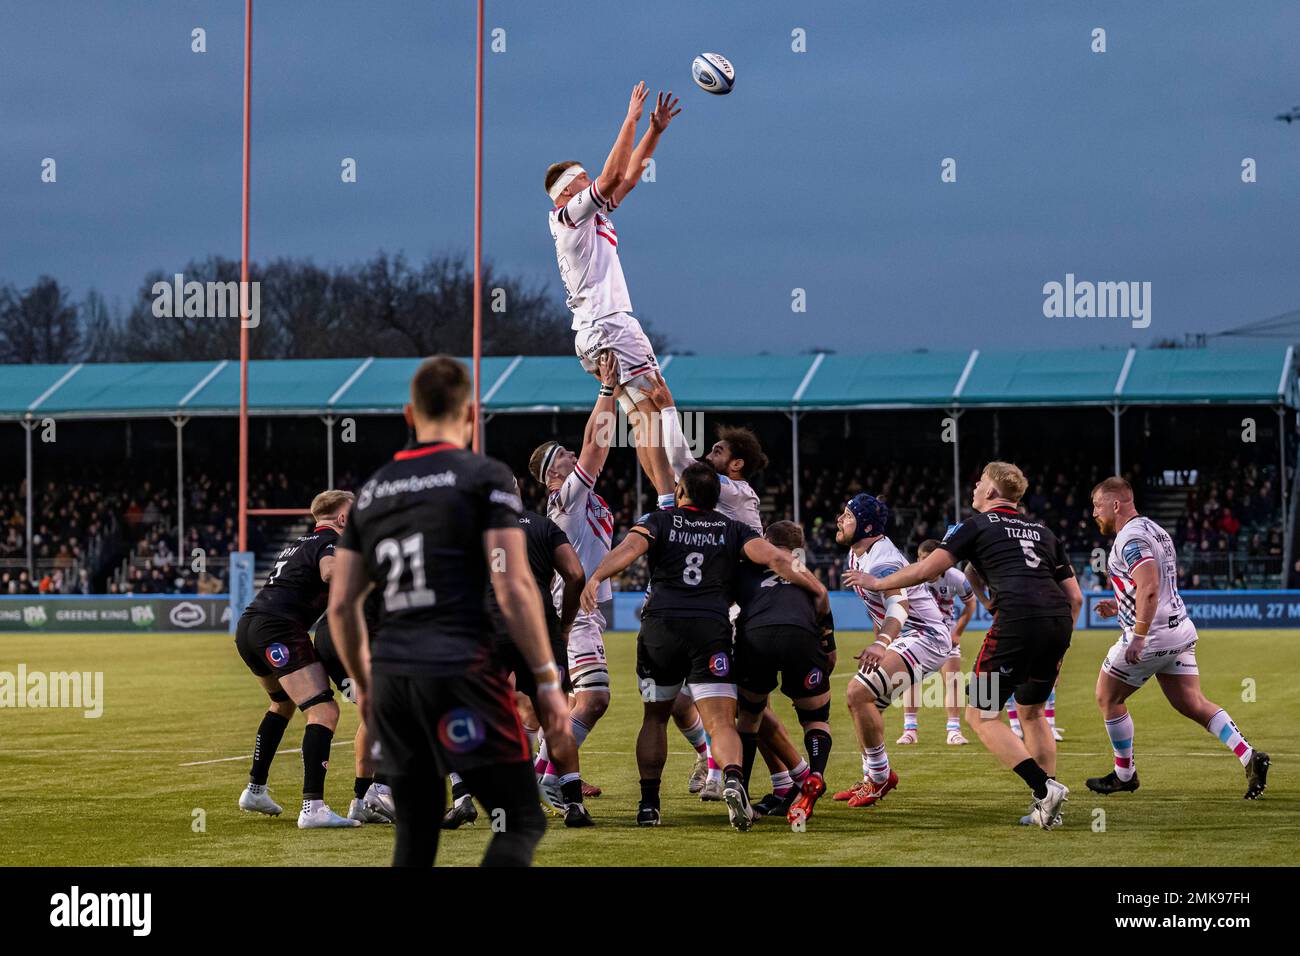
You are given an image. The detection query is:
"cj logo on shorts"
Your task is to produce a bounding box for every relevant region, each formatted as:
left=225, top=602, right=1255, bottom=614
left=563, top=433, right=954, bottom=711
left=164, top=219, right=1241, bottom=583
left=265, top=643, right=290, bottom=668
left=709, top=653, right=730, bottom=678
left=804, top=668, right=823, bottom=690
left=438, top=708, right=486, bottom=753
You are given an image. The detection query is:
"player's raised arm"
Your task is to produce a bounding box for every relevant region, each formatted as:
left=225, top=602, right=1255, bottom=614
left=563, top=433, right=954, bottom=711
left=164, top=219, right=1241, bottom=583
left=581, top=524, right=650, bottom=612
left=613, top=91, right=681, bottom=206
left=859, top=547, right=955, bottom=593
left=553, top=540, right=586, bottom=637
left=326, top=547, right=374, bottom=713
left=578, top=352, right=619, bottom=477
left=594, top=82, right=648, bottom=202
left=646, top=373, right=695, bottom=479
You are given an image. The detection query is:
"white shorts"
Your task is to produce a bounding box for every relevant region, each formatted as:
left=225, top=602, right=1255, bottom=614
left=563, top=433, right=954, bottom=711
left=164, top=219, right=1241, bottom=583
left=946, top=641, right=962, bottom=662
left=1101, top=624, right=1200, bottom=688
left=852, top=632, right=952, bottom=707
left=567, top=604, right=610, bottom=693
left=575, top=314, right=659, bottom=390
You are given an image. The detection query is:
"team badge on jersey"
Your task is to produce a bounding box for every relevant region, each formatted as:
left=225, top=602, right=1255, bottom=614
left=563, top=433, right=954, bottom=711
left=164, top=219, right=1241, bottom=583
left=438, top=708, right=486, bottom=753
left=709, top=652, right=731, bottom=678
left=265, top=643, right=290, bottom=668
left=804, top=667, right=824, bottom=690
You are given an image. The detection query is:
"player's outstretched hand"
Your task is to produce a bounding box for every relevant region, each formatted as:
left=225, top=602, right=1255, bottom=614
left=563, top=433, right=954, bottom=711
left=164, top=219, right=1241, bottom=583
left=579, top=578, right=599, bottom=614
left=842, top=569, right=875, bottom=591
left=1123, top=634, right=1147, bottom=665
left=627, top=81, right=649, bottom=120
left=650, top=91, right=682, bottom=132
left=597, top=350, right=619, bottom=389
left=857, top=641, right=887, bottom=673
left=1095, top=598, right=1119, bottom=618
left=644, top=372, right=673, bottom=409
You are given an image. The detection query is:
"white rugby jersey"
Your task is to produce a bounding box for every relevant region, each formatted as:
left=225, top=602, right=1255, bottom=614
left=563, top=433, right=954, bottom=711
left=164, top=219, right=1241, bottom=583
left=925, top=566, right=974, bottom=630
left=549, top=182, right=632, bottom=329
left=847, top=537, right=950, bottom=644
left=547, top=462, right=614, bottom=604
left=1107, top=515, right=1187, bottom=634
left=660, top=408, right=762, bottom=533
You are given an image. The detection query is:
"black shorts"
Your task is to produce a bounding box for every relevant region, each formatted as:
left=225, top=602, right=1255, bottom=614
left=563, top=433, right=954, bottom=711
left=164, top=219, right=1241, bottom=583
left=235, top=611, right=318, bottom=679
left=370, top=665, right=530, bottom=777
left=312, top=618, right=350, bottom=693
left=636, top=615, right=733, bottom=701
left=491, top=637, right=572, bottom=698
left=735, top=624, right=832, bottom=699
left=967, top=615, right=1073, bottom=712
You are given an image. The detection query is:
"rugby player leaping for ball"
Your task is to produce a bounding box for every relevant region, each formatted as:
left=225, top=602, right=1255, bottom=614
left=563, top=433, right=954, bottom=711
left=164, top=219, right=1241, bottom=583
left=546, top=82, right=682, bottom=508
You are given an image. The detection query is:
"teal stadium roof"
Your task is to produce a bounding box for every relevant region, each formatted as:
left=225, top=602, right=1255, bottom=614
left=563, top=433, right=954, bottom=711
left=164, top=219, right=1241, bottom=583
left=0, top=347, right=1293, bottom=419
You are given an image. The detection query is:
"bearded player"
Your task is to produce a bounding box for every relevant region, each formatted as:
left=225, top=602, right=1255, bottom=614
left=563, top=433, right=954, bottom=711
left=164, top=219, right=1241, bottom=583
left=832, top=495, right=952, bottom=808
left=1086, top=477, right=1269, bottom=800
left=546, top=82, right=681, bottom=504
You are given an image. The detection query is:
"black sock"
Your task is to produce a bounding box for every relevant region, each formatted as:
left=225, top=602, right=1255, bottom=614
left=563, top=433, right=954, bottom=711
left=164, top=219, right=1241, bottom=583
left=374, top=772, right=388, bottom=786
left=723, top=764, right=745, bottom=790
left=249, top=711, right=289, bottom=786
left=354, top=776, right=373, bottom=800
left=804, top=728, right=833, bottom=776
left=560, top=777, right=583, bottom=806
left=739, top=732, right=759, bottom=790
left=301, top=723, right=334, bottom=800
left=639, top=778, right=661, bottom=808
left=1013, top=758, right=1049, bottom=799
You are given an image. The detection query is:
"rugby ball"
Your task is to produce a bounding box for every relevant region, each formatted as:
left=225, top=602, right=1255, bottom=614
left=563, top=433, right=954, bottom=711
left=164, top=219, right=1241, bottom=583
left=691, top=52, right=735, bottom=95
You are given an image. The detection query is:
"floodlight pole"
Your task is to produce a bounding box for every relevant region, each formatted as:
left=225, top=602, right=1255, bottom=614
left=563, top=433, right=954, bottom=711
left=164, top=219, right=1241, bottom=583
left=1111, top=403, right=1124, bottom=476
left=173, top=415, right=189, bottom=568
left=238, top=0, right=253, bottom=551
left=471, top=0, right=485, bottom=452
left=23, top=418, right=34, bottom=576
left=789, top=410, right=801, bottom=525
left=1279, top=405, right=1289, bottom=574
left=949, top=407, right=963, bottom=526
left=323, top=415, right=336, bottom=488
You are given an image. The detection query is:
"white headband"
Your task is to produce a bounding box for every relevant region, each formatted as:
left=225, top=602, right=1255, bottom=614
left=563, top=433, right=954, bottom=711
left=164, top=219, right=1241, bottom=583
left=536, top=442, right=562, bottom=482
left=548, top=165, right=586, bottom=203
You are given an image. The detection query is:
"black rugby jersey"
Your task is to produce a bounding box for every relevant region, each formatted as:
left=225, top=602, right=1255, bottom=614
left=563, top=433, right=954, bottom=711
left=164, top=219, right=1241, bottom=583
left=486, top=510, right=570, bottom=644
left=939, top=507, right=1074, bottom=621
left=634, top=507, right=759, bottom=622
left=246, top=526, right=338, bottom=629
left=339, top=440, right=523, bottom=675
left=733, top=560, right=820, bottom=634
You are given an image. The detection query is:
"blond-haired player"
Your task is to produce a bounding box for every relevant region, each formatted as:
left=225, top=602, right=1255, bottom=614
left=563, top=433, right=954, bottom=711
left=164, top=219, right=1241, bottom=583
left=859, top=463, right=1081, bottom=830
left=546, top=82, right=681, bottom=506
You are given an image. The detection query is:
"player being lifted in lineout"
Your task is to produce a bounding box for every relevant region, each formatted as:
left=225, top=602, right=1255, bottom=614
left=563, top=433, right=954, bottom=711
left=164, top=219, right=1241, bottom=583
left=546, top=82, right=682, bottom=508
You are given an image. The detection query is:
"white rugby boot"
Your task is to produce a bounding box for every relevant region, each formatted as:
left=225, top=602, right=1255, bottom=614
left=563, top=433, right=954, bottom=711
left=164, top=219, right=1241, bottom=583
left=363, top=782, right=396, bottom=822
left=298, top=799, right=362, bottom=829
left=1028, top=779, right=1069, bottom=830
left=238, top=784, right=282, bottom=816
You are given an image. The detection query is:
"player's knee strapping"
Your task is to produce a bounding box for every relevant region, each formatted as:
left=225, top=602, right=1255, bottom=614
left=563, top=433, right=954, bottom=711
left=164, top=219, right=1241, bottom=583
left=737, top=694, right=767, bottom=715
left=297, top=687, right=335, bottom=712
left=853, top=668, right=895, bottom=710
left=268, top=689, right=291, bottom=703
left=571, top=666, right=610, bottom=694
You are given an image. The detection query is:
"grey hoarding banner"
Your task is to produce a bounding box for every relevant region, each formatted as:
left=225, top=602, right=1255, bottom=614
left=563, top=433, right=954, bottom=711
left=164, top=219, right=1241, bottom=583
left=0, top=596, right=231, bottom=633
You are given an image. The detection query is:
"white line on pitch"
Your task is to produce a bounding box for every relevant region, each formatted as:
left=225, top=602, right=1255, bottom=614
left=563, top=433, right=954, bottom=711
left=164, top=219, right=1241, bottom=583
left=179, top=741, right=355, bottom=767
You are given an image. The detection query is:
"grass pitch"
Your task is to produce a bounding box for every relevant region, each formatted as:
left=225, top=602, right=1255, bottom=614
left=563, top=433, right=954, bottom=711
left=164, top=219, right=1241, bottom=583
left=1, top=628, right=1295, bottom=866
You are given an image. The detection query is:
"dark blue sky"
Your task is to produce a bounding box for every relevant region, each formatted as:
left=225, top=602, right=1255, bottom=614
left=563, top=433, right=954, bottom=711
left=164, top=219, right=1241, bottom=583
left=3, top=1, right=1298, bottom=353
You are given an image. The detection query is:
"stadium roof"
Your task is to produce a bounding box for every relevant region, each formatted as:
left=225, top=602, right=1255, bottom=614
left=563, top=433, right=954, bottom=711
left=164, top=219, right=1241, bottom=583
left=0, top=347, right=1293, bottom=420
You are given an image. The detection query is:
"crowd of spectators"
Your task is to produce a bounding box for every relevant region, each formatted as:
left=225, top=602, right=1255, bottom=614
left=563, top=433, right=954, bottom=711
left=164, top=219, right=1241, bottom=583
left=1, top=454, right=1286, bottom=596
